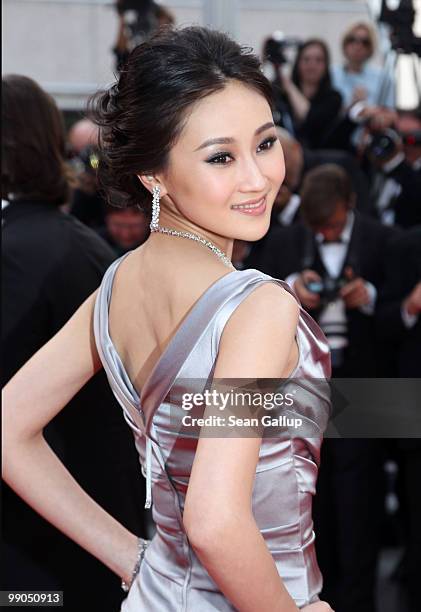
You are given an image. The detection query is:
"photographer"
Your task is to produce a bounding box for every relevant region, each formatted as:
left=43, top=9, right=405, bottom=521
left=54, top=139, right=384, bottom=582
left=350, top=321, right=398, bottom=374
left=267, top=37, right=342, bottom=149
left=113, top=1, right=174, bottom=71
left=96, top=204, right=149, bottom=256
left=257, top=164, right=398, bottom=611
left=69, top=143, right=108, bottom=229
left=259, top=163, right=398, bottom=375
left=66, top=118, right=108, bottom=229
left=367, top=108, right=421, bottom=228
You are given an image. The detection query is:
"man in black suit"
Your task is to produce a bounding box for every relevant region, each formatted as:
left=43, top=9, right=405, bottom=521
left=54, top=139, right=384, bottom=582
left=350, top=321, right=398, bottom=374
left=376, top=227, right=421, bottom=612
left=1, top=200, right=148, bottom=611
left=369, top=110, right=421, bottom=230
left=258, top=164, right=397, bottom=376
left=257, top=164, right=399, bottom=612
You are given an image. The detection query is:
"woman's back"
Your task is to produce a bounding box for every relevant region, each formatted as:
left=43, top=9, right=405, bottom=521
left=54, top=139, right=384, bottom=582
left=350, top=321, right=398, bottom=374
left=108, top=244, right=249, bottom=393
left=108, top=241, right=300, bottom=395
left=95, top=251, right=331, bottom=610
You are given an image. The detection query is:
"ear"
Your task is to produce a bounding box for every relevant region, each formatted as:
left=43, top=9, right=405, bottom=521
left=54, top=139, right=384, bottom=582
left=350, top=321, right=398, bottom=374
left=137, top=174, right=168, bottom=198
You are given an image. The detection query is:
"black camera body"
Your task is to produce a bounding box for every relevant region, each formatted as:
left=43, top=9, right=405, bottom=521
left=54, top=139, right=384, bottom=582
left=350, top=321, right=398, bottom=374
left=305, top=275, right=348, bottom=306
left=115, top=0, right=157, bottom=49
left=263, top=31, right=300, bottom=65
left=116, top=0, right=154, bottom=15
left=366, top=128, right=421, bottom=162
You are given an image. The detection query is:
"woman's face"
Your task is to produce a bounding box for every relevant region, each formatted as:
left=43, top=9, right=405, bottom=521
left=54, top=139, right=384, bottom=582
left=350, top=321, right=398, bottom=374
left=344, top=27, right=372, bottom=64
left=156, top=80, right=285, bottom=243
left=298, top=44, right=327, bottom=87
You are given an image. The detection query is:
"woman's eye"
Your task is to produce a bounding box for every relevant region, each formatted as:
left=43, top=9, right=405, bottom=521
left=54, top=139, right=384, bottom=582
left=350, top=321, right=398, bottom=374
left=257, top=136, right=277, bottom=152
left=206, top=137, right=277, bottom=165
left=206, top=152, right=233, bottom=165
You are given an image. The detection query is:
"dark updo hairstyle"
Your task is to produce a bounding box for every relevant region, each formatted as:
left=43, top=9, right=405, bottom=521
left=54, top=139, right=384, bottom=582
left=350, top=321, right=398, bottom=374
left=89, top=26, right=274, bottom=213
left=2, top=74, right=70, bottom=205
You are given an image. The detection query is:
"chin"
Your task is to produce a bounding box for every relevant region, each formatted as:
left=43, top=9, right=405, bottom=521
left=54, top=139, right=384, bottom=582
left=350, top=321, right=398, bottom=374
left=233, top=218, right=271, bottom=243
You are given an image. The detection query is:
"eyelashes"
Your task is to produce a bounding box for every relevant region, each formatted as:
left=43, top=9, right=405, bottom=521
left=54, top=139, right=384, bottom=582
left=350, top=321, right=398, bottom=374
left=205, top=136, right=278, bottom=165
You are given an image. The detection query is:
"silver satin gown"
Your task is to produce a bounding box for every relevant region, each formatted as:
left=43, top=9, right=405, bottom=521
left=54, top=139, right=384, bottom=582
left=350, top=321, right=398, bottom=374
left=93, top=253, right=332, bottom=611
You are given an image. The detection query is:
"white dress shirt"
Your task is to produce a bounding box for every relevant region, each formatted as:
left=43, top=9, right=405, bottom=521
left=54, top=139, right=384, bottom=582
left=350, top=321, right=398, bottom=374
left=286, top=211, right=377, bottom=351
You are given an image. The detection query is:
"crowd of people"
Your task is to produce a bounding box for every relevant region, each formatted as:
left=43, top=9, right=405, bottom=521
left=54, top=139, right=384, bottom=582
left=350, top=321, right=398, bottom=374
left=2, top=7, right=420, bottom=612
left=244, top=19, right=420, bottom=612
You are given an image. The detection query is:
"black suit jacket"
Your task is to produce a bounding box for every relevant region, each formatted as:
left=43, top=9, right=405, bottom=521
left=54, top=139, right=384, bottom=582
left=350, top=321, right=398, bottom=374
left=376, top=226, right=421, bottom=376
left=388, top=161, right=421, bottom=229
left=1, top=201, right=147, bottom=610
left=255, top=211, right=398, bottom=376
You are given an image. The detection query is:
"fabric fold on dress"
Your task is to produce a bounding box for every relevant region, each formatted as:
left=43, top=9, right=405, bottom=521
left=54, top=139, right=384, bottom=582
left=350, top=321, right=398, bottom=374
left=93, top=252, right=332, bottom=611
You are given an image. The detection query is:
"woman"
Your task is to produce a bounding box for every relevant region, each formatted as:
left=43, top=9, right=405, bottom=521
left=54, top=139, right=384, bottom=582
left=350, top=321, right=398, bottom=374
left=275, top=39, right=342, bottom=149
left=331, top=21, right=395, bottom=110
left=2, top=27, right=332, bottom=611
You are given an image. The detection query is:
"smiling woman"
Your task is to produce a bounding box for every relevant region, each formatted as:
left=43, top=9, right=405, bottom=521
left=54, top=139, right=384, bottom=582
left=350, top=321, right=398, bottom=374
left=2, top=25, right=332, bottom=612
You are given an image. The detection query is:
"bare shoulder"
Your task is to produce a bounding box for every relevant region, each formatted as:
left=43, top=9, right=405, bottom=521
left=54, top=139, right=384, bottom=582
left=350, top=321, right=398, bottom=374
left=214, top=281, right=300, bottom=379
left=221, top=281, right=299, bottom=340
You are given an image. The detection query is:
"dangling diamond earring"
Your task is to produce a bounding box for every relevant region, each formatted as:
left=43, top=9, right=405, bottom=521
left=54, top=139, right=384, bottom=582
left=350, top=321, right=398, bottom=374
left=150, top=185, right=161, bottom=232
left=146, top=180, right=234, bottom=269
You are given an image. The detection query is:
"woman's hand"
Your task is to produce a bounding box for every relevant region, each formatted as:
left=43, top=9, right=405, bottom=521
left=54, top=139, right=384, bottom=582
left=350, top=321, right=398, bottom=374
left=275, top=64, right=310, bottom=121
left=301, top=601, right=334, bottom=611
left=276, top=63, right=292, bottom=88
left=2, top=291, right=142, bottom=583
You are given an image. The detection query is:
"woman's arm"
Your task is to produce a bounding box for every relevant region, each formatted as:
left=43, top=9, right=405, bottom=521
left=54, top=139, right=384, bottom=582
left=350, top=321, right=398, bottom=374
left=2, top=291, right=139, bottom=585
left=183, top=283, right=301, bottom=612
left=278, top=69, right=310, bottom=122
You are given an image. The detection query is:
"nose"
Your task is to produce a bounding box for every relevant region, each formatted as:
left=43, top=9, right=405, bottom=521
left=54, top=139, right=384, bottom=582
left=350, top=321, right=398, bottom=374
left=237, top=154, right=268, bottom=194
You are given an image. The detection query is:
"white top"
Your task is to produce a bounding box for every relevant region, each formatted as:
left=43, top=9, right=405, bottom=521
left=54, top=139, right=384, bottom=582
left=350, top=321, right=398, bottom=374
left=331, top=63, right=395, bottom=108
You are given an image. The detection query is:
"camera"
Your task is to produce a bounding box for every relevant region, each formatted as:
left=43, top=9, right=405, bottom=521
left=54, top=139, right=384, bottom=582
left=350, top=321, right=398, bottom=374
left=115, top=0, right=157, bottom=49
left=67, top=146, right=100, bottom=196
left=365, top=127, right=421, bottom=162
left=116, top=0, right=154, bottom=15
left=365, top=128, right=401, bottom=163
left=77, top=146, right=100, bottom=175
left=379, top=0, right=421, bottom=57
left=263, top=31, right=300, bottom=65
left=305, top=275, right=348, bottom=306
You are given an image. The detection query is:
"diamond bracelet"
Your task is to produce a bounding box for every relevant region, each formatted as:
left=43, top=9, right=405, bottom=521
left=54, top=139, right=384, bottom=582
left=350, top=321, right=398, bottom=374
left=121, top=537, right=150, bottom=593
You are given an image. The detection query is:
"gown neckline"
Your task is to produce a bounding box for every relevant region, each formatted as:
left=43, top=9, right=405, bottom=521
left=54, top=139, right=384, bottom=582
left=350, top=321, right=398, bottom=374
left=106, top=252, right=241, bottom=406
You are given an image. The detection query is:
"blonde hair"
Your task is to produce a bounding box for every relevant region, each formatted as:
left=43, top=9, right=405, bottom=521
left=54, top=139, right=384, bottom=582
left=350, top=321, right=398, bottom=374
left=342, top=21, right=377, bottom=60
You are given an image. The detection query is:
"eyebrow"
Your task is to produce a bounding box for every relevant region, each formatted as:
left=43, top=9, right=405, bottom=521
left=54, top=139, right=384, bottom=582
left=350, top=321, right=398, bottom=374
left=194, top=121, right=276, bottom=151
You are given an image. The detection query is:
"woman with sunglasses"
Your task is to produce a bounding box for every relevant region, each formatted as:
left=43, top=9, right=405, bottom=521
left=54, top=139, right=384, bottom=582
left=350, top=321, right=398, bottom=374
left=332, top=21, right=395, bottom=110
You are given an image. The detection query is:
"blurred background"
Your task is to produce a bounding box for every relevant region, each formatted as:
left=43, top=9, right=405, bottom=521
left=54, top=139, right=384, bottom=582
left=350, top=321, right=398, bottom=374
left=3, top=0, right=421, bottom=113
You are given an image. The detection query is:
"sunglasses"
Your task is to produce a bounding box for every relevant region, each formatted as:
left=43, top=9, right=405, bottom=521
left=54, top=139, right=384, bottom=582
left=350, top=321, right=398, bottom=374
left=346, top=35, right=371, bottom=48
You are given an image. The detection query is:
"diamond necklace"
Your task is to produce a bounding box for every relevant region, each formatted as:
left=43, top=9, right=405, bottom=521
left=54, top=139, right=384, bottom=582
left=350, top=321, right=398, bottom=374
left=150, top=224, right=235, bottom=270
